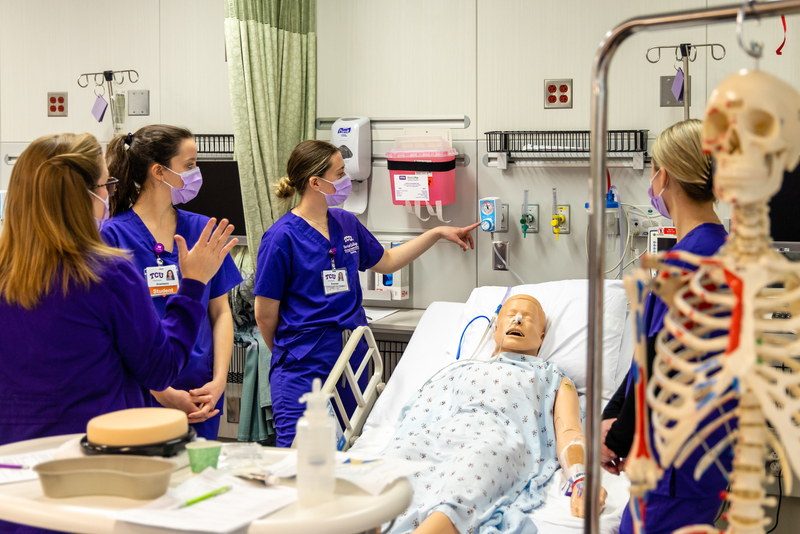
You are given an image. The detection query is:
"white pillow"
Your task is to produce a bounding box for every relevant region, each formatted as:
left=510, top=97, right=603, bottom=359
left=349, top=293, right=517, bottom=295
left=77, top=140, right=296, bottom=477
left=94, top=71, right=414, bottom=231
left=446, top=280, right=628, bottom=400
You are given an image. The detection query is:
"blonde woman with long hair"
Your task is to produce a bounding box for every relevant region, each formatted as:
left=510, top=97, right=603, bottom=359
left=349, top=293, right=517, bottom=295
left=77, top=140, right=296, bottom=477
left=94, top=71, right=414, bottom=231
left=601, top=120, right=730, bottom=534
left=0, top=133, right=236, bottom=450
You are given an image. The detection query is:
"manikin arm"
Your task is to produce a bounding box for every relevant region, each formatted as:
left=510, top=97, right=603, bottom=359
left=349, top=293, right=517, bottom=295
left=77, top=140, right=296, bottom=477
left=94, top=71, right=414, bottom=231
left=554, top=377, right=607, bottom=517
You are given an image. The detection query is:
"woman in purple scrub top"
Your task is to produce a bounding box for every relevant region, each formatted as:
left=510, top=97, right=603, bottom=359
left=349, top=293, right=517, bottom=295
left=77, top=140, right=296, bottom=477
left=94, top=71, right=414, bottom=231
left=0, top=132, right=237, bottom=449
left=254, top=140, right=479, bottom=447
left=101, top=125, right=242, bottom=440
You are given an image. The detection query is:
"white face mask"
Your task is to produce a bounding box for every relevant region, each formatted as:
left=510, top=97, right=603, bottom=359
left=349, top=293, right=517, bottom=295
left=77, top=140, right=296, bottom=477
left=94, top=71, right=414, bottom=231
left=90, top=191, right=110, bottom=231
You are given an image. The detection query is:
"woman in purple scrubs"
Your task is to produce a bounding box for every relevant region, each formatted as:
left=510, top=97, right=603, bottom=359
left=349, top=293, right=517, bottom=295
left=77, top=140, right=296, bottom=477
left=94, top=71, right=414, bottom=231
left=101, top=125, right=242, bottom=440
left=254, top=140, right=479, bottom=447
left=0, top=132, right=237, bottom=447
left=601, top=120, right=731, bottom=534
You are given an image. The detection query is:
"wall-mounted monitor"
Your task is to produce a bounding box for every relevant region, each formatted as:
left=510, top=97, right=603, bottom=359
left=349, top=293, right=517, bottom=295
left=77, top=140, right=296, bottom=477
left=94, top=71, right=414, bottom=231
left=770, top=166, right=800, bottom=255
left=181, top=161, right=247, bottom=245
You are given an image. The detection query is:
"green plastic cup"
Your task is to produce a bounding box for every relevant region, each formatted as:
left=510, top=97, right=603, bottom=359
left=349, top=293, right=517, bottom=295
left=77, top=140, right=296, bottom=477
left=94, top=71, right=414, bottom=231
left=186, top=440, right=222, bottom=474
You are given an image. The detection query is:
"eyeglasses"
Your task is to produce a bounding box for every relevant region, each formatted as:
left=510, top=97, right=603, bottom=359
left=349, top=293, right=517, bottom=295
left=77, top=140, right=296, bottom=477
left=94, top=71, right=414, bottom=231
left=90, top=177, right=119, bottom=196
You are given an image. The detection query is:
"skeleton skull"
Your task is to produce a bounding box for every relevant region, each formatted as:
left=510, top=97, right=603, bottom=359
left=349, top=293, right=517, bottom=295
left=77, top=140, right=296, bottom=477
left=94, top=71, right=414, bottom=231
left=702, top=69, right=800, bottom=205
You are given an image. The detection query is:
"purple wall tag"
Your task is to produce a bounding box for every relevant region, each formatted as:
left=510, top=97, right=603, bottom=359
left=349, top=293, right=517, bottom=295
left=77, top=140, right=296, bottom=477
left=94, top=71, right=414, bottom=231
left=91, top=95, right=108, bottom=122
left=672, top=68, right=685, bottom=102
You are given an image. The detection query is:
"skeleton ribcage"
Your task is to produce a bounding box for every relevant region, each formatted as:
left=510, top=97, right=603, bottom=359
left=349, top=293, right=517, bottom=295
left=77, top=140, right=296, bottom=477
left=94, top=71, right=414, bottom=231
left=647, top=266, right=739, bottom=477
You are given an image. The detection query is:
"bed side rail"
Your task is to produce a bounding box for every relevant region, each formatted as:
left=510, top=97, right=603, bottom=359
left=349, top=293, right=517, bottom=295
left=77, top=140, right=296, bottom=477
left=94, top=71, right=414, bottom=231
left=292, top=326, right=385, bottom=451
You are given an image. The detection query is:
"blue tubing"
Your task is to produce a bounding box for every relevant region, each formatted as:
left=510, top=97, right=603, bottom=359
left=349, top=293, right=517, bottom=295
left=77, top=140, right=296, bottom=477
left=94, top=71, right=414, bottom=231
left=456, top=315, right=490, bottom=360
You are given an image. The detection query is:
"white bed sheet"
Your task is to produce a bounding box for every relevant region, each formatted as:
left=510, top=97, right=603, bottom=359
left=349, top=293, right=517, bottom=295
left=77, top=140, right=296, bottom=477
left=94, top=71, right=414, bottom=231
left=357, top=302, right=632, bottom=534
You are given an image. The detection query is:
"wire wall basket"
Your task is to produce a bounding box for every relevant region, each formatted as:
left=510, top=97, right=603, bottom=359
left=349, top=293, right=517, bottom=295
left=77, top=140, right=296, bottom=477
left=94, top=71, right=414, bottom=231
left=195, top=134, right=235, bottom=158
left=485, top=130, right=648, bottom=154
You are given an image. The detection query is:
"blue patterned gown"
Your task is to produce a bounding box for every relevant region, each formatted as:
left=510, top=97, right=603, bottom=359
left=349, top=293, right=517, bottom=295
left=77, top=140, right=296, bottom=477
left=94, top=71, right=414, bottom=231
left=380, top=352, right=567, bottom=534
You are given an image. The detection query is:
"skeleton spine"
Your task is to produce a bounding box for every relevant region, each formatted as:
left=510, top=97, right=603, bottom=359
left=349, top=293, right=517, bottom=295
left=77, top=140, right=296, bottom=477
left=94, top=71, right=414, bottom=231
left=726, top=390, right=770, bottom=534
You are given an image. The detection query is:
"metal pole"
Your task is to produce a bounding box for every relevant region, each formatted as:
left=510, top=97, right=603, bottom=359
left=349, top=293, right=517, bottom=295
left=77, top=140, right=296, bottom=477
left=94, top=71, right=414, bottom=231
left=587, top=3, right=800, bottom=534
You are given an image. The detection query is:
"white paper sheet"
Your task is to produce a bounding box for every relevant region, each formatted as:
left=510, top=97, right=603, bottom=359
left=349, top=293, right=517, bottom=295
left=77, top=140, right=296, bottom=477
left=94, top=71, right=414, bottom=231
left=266, top=451, right=428, bottom=495
left=0, top=449, right=54, bottom=485
left=113, top=469, right=297, bottom=533
left=363, top=307, right=399, bottom=323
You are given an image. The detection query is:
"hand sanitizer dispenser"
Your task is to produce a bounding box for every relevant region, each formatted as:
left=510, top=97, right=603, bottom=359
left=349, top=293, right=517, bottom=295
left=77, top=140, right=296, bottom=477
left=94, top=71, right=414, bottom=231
left=331, top=117, right=371, bottom=214
left=331, top=117, right=371, bottom=180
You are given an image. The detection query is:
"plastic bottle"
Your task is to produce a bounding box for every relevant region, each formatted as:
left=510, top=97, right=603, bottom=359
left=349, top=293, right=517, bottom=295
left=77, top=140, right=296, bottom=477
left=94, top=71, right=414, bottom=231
left=296, top=378, right=336, bottom=506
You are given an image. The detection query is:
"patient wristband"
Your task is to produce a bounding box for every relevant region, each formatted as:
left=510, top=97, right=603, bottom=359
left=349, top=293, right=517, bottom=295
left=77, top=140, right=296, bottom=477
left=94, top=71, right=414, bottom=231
left=562, top=471, right=586, bottom=496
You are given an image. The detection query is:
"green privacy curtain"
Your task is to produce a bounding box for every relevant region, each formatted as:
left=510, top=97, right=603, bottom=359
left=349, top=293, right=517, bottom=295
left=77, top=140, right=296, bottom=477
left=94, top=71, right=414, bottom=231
left=224, top=0, right=316, bottom=258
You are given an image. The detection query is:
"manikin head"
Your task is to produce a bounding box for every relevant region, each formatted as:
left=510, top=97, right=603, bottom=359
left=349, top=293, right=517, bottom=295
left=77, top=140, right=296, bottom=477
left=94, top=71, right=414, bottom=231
left=493, top=295, right=547, bottom=357
left=702, top=69, right=800, bottom=205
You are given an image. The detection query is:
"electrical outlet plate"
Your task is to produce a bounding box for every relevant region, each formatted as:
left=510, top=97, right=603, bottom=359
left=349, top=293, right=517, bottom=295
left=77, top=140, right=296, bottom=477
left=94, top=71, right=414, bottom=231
left=522, top=203, right=539, bottom=234
left=128, top=90, right=150, bottom=116
left=553, top=205, right=570, bottom=234
left=660, top=76, right=691, bottom=107
left=47, top=92, right=68, bottom=117
left=544, top=79, right=572, bottom=109
left=492, top=241, right=509, bottom=271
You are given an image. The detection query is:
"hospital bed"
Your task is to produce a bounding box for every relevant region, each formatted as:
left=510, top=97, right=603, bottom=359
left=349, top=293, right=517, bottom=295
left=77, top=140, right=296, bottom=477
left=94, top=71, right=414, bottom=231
left=318, top=280, right=634, bottom=534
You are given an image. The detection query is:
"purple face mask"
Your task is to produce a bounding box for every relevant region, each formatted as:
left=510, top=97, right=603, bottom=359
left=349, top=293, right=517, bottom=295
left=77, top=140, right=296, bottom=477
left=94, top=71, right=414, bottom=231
left=89, top=190, right=110, bottom=231
left=164, top=166, right=203, bottom=205
left=320, top=175, right=352, bottom=206
left=648, top=169, right=672, bottom=220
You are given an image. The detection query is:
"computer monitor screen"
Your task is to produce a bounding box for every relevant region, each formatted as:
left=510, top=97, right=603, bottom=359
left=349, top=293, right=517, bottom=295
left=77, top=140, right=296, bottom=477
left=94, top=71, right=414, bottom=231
left=770, top=166, right=800, bottom=252
left=181, top=161, right=247, bottom=239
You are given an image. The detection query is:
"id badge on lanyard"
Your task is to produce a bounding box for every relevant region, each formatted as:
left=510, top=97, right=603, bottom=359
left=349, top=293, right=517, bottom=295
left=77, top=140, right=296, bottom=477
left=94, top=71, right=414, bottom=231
left=145, top=243, right=180, bottom=297
left=322, top=246, right=350, bottom=296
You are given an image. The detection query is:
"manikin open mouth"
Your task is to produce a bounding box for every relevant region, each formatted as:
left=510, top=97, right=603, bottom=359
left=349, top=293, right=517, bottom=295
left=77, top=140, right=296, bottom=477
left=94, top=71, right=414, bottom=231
left=506, top=328, right=524, bottom=337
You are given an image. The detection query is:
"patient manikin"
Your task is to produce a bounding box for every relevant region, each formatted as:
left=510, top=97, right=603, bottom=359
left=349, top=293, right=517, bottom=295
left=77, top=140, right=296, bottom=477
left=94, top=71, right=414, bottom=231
left=380, top=295, right=607, bottom=534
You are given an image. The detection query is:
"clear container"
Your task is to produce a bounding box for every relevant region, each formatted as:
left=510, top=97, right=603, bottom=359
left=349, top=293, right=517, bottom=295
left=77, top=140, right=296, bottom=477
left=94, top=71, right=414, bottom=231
left=296, top=378, right=336, bottom=506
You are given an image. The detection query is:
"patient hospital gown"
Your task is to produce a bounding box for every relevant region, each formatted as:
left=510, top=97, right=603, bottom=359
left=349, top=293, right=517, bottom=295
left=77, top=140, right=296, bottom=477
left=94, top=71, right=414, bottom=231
left=380, top=352, right=567, bottom=534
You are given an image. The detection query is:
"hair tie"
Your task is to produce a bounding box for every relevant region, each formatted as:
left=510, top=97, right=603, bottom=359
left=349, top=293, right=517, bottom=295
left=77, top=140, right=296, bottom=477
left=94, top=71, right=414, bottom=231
left=124, top=132, right=133, bottom=148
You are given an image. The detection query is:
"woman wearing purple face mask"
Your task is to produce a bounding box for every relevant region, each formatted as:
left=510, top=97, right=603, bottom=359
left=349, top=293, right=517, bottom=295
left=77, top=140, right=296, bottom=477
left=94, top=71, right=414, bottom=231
left=253, top=140, right=479, bottom=447
left=602, top=120, right=732, bottom=534
left=100, top=125, right=242, bottom=441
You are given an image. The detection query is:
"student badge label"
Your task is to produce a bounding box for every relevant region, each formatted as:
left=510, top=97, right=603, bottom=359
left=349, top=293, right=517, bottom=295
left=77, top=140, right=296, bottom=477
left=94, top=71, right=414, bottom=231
left=145, top=265, right=180, bottom=297
left=322, top=268, right=350, bottom=296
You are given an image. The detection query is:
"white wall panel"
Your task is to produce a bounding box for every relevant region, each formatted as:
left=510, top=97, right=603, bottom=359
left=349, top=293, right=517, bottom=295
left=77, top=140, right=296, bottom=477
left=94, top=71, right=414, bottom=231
left=0, top=0, right=233, bottom=144
left=316, top=0, right=477, bottom=141
left=705, top=5, right=800, bottom=102
left=160, top=0, right=233, bottom=134
left=0, top=0, right=161, bottom=143
left=477, top=0, right=709, bottom=138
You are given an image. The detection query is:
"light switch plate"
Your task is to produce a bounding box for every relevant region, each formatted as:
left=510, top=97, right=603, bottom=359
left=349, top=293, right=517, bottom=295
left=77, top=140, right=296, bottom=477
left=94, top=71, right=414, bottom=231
left=544, top=79, right=572, bottom=109
left=660, top=76, right=691, bottom=107
left=47, top=92, right=68, bottom=117
left=128, top=90, right=150, bottom=116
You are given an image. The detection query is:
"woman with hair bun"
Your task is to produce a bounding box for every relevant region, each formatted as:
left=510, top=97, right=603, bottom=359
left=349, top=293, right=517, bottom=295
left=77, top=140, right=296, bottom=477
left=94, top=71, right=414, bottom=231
left=101, top=125, right=242, bottom=440
left=254, top=139, right=479, bottom=447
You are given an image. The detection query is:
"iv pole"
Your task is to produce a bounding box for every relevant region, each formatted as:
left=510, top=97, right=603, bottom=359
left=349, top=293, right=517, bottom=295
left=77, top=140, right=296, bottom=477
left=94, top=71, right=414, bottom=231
left=587, top=3, right=800, bottom=534
left=645, top=43, right=726, bottom=120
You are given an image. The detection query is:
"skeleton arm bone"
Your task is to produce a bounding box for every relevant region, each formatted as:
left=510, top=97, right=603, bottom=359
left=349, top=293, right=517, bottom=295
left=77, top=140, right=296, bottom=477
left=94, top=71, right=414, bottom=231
left=554, top=377, right=607, bottom=517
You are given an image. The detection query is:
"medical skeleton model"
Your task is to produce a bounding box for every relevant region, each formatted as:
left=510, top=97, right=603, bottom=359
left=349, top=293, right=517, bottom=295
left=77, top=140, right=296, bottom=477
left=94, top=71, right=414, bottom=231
left=623, top=69, right=800, bottom=534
